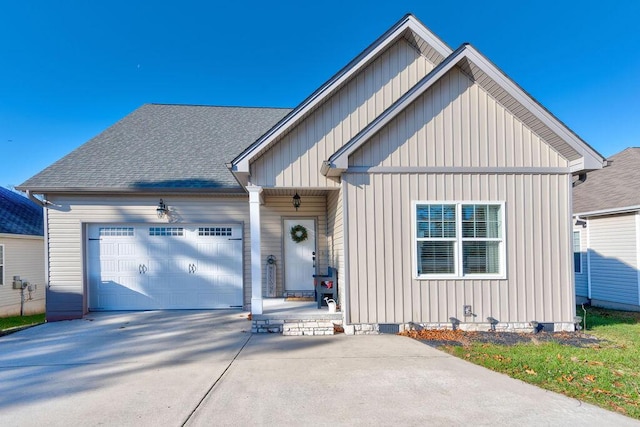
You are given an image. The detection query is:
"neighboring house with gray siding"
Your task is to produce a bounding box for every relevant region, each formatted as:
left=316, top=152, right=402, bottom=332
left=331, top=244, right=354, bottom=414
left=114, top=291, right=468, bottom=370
left=19, top=14, right=606, bottom=331
left=0, top=187, right=45, bottom=317
left=573, top=147, right=640, bottom=311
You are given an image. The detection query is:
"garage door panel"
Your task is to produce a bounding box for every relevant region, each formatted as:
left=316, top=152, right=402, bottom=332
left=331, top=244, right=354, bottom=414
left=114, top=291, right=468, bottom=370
left=89, top=224, right=243, bottom=311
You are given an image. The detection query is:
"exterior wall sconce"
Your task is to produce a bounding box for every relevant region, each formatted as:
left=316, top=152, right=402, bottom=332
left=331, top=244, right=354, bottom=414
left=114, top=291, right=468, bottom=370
left=157, top=199, right=168, bottom=218
left=292, top=193, right=301, bottom=211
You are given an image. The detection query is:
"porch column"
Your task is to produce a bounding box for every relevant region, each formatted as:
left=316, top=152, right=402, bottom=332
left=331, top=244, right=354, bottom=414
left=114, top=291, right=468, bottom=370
left=248, top=185, right=263, bottom=315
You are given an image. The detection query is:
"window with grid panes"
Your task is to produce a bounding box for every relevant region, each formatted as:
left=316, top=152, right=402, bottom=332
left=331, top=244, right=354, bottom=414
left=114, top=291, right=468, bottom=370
left=415, top=202, right=504, bottom=278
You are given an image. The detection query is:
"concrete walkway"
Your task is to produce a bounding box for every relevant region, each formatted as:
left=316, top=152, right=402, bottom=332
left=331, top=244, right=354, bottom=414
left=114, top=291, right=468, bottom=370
left=0, top=311, right=636, bottom=426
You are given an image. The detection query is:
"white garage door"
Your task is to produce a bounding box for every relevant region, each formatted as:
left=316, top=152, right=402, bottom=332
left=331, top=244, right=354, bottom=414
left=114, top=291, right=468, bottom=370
left=88, top=224, right=243, bottom=310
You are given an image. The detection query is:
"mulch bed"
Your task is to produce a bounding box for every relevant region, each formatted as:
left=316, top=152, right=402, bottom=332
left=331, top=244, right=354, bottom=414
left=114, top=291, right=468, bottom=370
left=399, top=329, right=601, bottom=348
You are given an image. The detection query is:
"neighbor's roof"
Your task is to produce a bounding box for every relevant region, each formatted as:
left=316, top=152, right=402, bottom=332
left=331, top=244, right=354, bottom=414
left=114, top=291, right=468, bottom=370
left=574, top=147, right=640, bottom=214
left=0, top=187, right=44, bottom=236
left=18, top=104, right=291, bottom=193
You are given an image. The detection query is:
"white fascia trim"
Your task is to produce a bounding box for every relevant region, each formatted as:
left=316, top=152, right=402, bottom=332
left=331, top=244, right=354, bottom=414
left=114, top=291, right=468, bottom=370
left=233, top=16, right=452, bottom=174
left=326, top=44, right=606, bottom=176
left=462, top=46, right=606, bottom=171
left=575, top=205, right=640, bottom=217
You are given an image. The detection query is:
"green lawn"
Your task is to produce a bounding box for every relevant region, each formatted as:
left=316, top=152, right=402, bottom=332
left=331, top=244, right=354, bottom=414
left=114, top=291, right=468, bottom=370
left=0, top=313, right=45, bottom=332
left=444, top=307, right=640, bottom=419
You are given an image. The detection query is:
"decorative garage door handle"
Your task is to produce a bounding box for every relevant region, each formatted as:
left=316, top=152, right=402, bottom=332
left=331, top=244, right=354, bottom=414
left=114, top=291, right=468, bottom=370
left=188, top=263, right=197, bottom=274
left=139, top=264, right=148, bottom=274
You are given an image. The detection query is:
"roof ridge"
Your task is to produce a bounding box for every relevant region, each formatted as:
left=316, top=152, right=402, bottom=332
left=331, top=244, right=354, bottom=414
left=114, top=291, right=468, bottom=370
left=146, top=103, right=292, bottom=110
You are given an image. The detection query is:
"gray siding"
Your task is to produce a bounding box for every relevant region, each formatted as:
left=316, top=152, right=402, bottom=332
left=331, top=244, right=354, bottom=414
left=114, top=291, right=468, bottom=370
left=45, top=194, right=251, bottom=319
left=345, top=172, right=574, bottom=324
left=350, top=68, right=567, bottom=169
left=250, top=39, right=435, bottom=187
left=588, top=213, right=639, bottom=306
left=0, top=235, right=45, bottom=316
left=327, top=189, right=345, bottom=303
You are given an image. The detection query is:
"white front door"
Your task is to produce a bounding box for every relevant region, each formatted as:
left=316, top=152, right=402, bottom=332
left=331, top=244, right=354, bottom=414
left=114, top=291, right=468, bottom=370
left=284, top=219, right=316, bottom=291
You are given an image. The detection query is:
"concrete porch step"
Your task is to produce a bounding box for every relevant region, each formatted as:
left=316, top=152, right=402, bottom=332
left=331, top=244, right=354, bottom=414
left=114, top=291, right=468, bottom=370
left=252, top=313, right=343, bottom=335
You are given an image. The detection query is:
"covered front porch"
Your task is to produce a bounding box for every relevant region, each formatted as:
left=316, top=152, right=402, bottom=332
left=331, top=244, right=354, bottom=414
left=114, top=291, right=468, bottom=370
left=247, top=187, right=344, bottom=319
left=252, top=298, right=343, bottom=335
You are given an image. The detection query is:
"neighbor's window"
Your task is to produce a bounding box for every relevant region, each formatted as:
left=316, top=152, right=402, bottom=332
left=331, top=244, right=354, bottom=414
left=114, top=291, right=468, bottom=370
left=0, top=245, right=4, bottom=285
left=573, top=230, right=582, bottom=274
left=415, top=202, right=504, bottom=278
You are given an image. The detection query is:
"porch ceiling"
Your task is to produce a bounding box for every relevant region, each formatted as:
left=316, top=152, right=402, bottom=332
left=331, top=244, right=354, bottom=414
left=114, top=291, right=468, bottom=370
left=261, top=188, right=337, bottom=197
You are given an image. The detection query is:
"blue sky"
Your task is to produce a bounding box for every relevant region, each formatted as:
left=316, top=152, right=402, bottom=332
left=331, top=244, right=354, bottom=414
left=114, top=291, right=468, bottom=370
left=1, top=1, right=639, bottom=188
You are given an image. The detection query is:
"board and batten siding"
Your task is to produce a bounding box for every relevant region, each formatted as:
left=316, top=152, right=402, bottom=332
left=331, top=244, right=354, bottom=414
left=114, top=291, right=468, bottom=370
left=326, top=188, right=345, bottom=303
left=0, top=235, right=45, bottom=317
left=345, top=172, right=574, bottom=325
left=588, top=213, right=639, bottom=306
left=45, top=194, right=251, bottom=318
left=350, top=67, right=568, bottom=169
left=260, top=195, right=329, bottom=295
left=250, top=38, right=436, bottom=188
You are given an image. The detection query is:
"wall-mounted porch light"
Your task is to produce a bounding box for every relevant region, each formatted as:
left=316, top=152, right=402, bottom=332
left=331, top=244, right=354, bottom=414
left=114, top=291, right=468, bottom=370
left=292, top=192, right=301, bottom=211
left=157, top=199, right=168, bottom=218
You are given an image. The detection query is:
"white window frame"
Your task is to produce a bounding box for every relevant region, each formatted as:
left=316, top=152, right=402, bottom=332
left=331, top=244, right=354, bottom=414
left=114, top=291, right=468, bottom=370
left=573, top=230, right=582, bottom=274
left=0, top=244, right=4, bottom=286
left=413, top=201, right=506, bottom=280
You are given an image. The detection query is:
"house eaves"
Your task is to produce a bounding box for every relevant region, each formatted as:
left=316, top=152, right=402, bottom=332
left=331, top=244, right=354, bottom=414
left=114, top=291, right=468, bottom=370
left=229, top=14, right=452, bottom=183
left=323, top=44, right=607, bottom=176
left=574, top=204, right=640, bottom=218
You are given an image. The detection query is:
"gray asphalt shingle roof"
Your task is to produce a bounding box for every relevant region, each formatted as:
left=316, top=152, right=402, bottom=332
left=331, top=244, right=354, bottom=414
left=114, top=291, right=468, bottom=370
left=0, top=187, right=44, bottom=236
left=573, top=147, right=640, bottom=214
left=19, top=104, right=291, bottom=192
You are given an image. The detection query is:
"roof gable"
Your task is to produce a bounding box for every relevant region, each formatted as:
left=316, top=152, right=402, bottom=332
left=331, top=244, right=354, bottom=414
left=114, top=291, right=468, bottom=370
left=574, top=147, right=640, bottom=215
left=230, top=14, right=452, bottom=178
left=324, top=44, right=606, bottom=176
left=19, top=104, right=290, bottom=193
left=0, top=187, right=44, bottom=236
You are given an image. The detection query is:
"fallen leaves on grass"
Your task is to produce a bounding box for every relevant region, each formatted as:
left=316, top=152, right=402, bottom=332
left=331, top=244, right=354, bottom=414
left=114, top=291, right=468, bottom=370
left=398, top=328, right=600, bottom=348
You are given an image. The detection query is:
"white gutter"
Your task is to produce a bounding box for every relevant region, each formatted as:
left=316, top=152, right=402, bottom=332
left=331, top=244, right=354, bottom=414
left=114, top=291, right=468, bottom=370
left=575, top=205, right=640, bottom=217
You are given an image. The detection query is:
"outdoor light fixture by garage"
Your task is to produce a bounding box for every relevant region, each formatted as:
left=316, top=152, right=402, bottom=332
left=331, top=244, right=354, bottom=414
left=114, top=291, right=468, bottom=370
left=156, top=199, right=168, bottom=218
left=292, top=192, right=301, bottom=211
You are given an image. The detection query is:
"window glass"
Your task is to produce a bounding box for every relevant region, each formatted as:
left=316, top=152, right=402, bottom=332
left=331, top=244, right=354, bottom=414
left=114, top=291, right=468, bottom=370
left=573, top=231, right=582, bottom=273
left=417, top=241, right=455, bottom=274
left=416, top=203, right=503, bottom=278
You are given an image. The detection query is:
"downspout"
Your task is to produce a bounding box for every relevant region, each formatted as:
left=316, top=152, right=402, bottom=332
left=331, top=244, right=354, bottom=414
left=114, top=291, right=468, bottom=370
left=586, top=218, right=592, bottom=299
left=636, top=213, right=640, bottom=307
left=572, top=173, right=587, bottom=188
left=26, top=190, right=50, bottom=318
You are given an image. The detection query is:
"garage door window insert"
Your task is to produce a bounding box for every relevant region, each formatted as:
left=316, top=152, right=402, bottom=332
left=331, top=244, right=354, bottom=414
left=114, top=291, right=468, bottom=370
left=414, top=202, right=504, bottom=278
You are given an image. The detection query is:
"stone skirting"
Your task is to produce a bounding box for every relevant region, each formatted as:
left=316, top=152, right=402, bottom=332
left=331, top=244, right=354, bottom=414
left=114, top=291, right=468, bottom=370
left=343, top=321, right=577, bottom=335
left=282, top=290, right=316, bottom=299
left=254, top=316, right=577, bottom=336
left=252, top=313, right=343, bottom=335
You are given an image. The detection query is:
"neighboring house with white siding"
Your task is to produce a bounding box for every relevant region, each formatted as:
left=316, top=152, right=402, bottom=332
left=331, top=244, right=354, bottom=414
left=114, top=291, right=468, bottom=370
left=19, top=14, right=606, bottom=332
left=0, top=187, right=45, bottom=317
left=573, top=147, right=640, bottom=311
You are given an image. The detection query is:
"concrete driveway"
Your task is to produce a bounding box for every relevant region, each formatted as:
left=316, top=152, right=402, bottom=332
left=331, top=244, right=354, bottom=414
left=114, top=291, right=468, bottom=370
left=0, top=311, right=637, bottom=427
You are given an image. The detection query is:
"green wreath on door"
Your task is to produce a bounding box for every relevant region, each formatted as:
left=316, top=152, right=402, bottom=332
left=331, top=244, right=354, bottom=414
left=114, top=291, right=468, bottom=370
left=290, top=224, right=308, bottom=243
